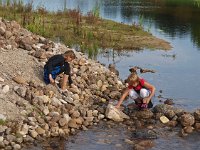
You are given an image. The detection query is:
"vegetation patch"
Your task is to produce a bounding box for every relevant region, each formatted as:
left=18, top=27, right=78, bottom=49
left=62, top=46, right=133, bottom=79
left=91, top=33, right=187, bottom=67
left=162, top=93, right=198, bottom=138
left=0, top=0, right=171, bottom=58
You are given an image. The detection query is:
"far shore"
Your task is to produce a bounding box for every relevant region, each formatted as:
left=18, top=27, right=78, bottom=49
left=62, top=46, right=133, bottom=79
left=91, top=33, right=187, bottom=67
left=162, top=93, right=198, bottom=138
left=0, top=2, right=172, bottom=55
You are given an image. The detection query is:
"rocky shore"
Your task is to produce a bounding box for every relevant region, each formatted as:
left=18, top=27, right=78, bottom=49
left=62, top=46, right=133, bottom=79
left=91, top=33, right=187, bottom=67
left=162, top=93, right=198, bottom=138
left=0, top=18, right=200, bottom=150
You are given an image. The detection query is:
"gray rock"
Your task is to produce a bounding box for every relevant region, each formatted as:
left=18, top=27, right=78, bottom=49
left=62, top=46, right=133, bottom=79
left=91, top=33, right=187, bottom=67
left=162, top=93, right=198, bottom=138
left=2, top=85, right=9, bottom=93
left=180, top=113, right=195, bottom=127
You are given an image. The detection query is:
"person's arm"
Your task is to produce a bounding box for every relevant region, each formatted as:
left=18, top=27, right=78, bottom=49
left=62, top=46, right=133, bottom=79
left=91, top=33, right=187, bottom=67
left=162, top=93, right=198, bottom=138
left=60, top=74, right=69, bottom=90
left=115, top=88, right=130, bottom=109
left=49, top=74, right=55, bottom=85
left=143, top=81, right=156, bottom=104
left=63, top=62, right=72, bottom=85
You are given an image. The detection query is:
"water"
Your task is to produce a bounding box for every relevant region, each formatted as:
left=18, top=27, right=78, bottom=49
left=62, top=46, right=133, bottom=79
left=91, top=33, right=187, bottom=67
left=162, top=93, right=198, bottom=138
left=17, top=0, right=200, bottom=149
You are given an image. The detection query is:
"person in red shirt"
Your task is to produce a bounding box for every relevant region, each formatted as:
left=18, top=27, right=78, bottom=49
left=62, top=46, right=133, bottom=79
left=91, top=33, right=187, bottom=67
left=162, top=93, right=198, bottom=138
left=116, top=72, right=155, bottom=109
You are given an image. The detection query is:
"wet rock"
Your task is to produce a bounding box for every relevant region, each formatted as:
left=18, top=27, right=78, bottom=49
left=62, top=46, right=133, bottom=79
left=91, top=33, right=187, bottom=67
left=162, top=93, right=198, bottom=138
left=160, top=116, right=169, bottom=124
left=164, top=99, right=174, bottom=105
left=108, top=64, right=119, bottom=76
left=194, top=109, right=200, bottom=121
left=183, top=126, right=194, bottom=134
left=165, top=110, right=176, bottom=119
left=194, top=123, right=200, bottom=130
left=180, top=113, right=195, bottom=127
left=105, top=104, right=130, bottom=122
left=136, top=110, right=153, bottom=119
left=124, top=139, right=134, bottom=145
left=132, top=129, right=157, bottom=139
left=167, top=120, right=178, bottom=127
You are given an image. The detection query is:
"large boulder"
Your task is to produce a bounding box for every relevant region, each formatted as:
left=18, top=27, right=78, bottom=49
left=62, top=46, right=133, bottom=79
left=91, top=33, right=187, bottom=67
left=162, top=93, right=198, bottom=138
left=180, top=113, right=195, bottom=127
left=105, top=104, right=130, bottom=122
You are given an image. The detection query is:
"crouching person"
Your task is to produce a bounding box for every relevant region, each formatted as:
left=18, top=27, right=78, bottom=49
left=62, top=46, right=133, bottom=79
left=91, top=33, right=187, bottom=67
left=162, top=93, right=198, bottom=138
left=116, top=72, right=155, bottom=110
left=44, top=50, right=76, bottom=90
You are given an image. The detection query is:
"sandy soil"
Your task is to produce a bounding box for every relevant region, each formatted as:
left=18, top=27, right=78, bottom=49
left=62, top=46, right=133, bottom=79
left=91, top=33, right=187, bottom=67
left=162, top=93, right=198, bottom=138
left=0, top=47, right=43, bottom=120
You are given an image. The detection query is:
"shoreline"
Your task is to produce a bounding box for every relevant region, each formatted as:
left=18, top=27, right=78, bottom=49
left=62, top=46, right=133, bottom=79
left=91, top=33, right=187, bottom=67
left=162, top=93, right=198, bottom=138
left=0, top=3, right=172, bottom=55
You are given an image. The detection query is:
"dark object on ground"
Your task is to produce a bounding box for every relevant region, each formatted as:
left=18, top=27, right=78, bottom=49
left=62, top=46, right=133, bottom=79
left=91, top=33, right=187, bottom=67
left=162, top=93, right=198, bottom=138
left=129, top=66, right=156, bottom=74
left=132, top=129, right=157, bottom=139
left=164, top=99, right=174, bottom=105
left=108, top=64, right=119, bottom=76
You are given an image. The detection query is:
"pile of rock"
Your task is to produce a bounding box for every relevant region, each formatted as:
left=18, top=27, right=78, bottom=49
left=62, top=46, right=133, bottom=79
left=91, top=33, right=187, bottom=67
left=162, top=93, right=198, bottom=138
left=153, top=104, right=200, bottom=136
left=0, top=18, right=124, bottom=149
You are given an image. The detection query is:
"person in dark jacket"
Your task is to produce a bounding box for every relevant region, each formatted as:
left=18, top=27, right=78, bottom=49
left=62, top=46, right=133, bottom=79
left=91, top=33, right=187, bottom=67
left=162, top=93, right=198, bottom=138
left=44, top=50, right=76, bottom=90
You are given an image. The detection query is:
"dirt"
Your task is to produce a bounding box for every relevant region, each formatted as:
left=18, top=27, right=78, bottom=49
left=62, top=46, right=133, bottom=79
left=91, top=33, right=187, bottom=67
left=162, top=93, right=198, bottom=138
left=0, top=47, right=43, bottom=120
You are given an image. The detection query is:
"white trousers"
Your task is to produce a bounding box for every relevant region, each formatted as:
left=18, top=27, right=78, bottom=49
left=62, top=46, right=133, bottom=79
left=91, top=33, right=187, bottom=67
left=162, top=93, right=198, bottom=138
left=129, top=88, right=150, bottom=100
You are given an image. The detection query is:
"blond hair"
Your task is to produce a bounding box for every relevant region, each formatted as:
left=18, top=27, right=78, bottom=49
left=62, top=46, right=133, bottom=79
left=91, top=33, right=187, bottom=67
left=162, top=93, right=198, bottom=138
left=127, top=72, right=139, bottom=83
left=64, top=50, right=76, bottom=59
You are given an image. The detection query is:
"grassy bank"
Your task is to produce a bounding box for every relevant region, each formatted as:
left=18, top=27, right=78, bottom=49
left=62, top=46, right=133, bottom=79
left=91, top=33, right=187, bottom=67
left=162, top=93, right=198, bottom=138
left=0, top=1, right=171, bottom=58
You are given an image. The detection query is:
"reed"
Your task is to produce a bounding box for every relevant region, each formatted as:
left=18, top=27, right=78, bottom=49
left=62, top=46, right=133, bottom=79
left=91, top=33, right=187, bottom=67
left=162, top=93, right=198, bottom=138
left=0, top=0, right=152, bottom=57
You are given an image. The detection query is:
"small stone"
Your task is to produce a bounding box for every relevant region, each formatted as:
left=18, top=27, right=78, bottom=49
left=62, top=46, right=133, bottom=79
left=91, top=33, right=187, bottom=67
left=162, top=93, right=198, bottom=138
left=184, top=126, right=194, bottom=134
left=29, top=130, right=38, bottom=138
left=0, top=136, right=3, bottom=142
left=35, top=127, right=45, bottom=135
left=13, top=144, right=21, bottom=150
left=2, top=85, right=9, bottom=93
left=160, top=116, right=169, bottom=124
left=115, top=144, right=122, bottom=147
left=0, top=114, right=6, bottom=121
left=43, top=107, right=49, bottom=115
left=12, top=76, right=28, bottom=85
left=59, top=118, right=68, bottom=127
left=0, top=77, right=4, bottom=82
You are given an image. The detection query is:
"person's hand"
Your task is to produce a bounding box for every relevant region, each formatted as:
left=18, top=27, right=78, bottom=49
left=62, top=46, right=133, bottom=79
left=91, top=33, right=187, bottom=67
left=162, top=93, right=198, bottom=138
left=142, top=97, right=149, bottom=104
left=49, top=77, right=55, bottom=85
left=115, top=105, right=120, bottom=109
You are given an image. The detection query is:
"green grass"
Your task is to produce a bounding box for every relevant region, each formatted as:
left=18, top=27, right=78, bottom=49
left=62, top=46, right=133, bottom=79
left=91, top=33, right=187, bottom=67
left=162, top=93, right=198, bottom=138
left=0, top=119, right=7, bottom=125
left=0, top=0, right=162, bottom=58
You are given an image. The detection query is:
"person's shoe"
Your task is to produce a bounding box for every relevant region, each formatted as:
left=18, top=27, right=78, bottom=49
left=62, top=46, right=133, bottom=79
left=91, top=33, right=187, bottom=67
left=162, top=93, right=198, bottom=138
left=140, top=103, right=148, bottom=110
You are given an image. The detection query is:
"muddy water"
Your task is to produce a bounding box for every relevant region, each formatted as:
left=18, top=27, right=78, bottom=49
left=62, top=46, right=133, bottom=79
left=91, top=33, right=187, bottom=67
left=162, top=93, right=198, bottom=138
left=20, top=0, right=200, bottom=149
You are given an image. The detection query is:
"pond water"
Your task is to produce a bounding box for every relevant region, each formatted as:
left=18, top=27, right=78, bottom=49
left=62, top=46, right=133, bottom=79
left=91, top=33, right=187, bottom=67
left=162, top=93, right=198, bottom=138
left=16, top=0, right=200, bottom=149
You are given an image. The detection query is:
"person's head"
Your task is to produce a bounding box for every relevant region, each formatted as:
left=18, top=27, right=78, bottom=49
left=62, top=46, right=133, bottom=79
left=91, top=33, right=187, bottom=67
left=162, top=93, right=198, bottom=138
left=63, top=50, right=76, bottom=62
left=127, top=72, right=139, bottom=87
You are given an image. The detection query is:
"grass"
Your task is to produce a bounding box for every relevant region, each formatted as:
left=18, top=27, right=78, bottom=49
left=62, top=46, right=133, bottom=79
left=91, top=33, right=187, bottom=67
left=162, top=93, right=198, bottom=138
left=0, top=119, right=7, bottom=125
left=0, top=0, right=164, bottom=58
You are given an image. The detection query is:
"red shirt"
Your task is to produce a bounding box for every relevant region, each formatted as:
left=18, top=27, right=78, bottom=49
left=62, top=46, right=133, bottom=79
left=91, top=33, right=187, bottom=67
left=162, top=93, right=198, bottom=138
left=128, top=78, right=145, bottom=92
